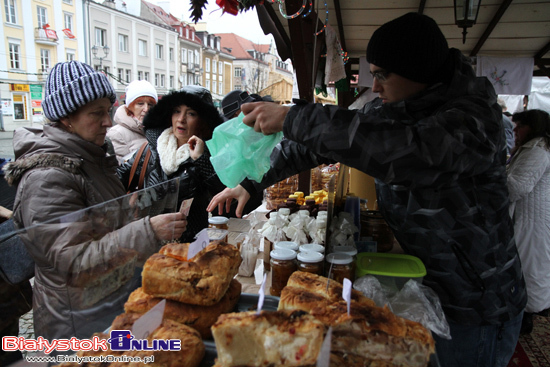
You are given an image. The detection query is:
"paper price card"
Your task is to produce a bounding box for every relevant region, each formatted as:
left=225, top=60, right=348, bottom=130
left=343, top=278, right=352, bottom=315
left=179, top=198, right=194, bottom=216
left=133, top=299, right=166, bottom=339
left=316, top=326, right=333, bottom=367
left=256, top=273, right=267, bottom=315
left=187, top=228, right=209, bottom=260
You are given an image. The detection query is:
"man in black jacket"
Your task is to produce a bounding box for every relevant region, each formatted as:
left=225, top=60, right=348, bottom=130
left=208, top=12, right=526, bottom=367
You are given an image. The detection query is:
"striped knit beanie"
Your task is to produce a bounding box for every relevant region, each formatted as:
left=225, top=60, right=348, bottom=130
left=367, top=13, right=450, bottom=84
left=42, top=61, right=116, bottom=121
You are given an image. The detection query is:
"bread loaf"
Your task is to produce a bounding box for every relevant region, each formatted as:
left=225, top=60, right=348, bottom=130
left=124, top=279, right=241, bottom=338
left=142, top=241, right=241, bottom=305
left=212, top=309, right=325, bottom=367
left=109, top=312, right=205, bottom=367
left=278, top=272, right=435, bottom=367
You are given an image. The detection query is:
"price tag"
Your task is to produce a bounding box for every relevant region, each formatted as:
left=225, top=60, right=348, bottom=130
left=343, top=278, right=352, bottom=316
left=179, top=198, right=194, bottom=216
left=132, top=299, right=166, bottom=339
left=316, top=326, right=332, bottom=367
left=256, top=273, right=267, bottom=315
left=187, top=229, right=209, bottom=260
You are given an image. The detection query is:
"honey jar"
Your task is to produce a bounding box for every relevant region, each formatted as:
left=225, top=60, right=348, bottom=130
left=208, top=216, right=229, bottom=242
left=270, top=249, right=297, bottom=296
left=326, top=253, right=354, bottom=284
left=297, top=251, right=324, bottom=275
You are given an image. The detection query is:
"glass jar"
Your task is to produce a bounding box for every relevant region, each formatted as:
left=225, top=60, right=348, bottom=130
left=274, top=241, right=299, bottom=252
left=326, top=253, right=354, bottom=284
left=270, top=249, right=297, bottom=296
left=333, top=246, right=358, bottom=278
left=297, top=251, right=324, bottom=276
left=299, top=243, right=325, bottom=254
left=208, top=216, right=229, bottom=242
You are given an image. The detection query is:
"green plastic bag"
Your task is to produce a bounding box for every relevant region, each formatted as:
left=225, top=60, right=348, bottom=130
left=206, top=113, right=283, bottom=188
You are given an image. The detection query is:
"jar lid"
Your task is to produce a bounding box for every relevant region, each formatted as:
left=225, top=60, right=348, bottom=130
left=274, top=241, right=299, bottom=251
left=298, top=251, right=324, bottom=263
left=298, top=210, right=310, bottom=217
left=294, top=191, right=304, bottom=198
left=299, top=244, right=325, bottom=253
left=317, top=211, right=328, bottom=217
left=270, top=248, right=297, bottom=261
left=333, top=246, right=358, bottom=257
left=326, top=253, right=353, bottom=265
left=278, top=208, right=291, bottom=215
left=305, top=195, right=315, bottom=200
left=288, top=194, right=298, bottom=199
left=208, top=216, right=229, bottom=225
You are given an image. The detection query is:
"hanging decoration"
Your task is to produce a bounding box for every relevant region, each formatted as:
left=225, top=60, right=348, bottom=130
left=216, top=0, right=240, bottom=15
left=313, top=0, right=328, bottom=35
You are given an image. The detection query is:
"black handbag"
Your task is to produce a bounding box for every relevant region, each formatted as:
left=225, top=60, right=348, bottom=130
left=0, top=218, right=35, bottom=285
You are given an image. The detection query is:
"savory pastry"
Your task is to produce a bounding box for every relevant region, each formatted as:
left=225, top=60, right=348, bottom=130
left=109, top=312, right=205, bottom=367
left=279, top=272, right=435, bottom=367
left=142, top=241, right=241, bottom=305
left=124, top=279, right=241, bottom=338
left=212, top=309, right=325, bottom=367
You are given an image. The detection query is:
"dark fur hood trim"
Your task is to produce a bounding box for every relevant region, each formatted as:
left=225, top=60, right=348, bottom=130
left=142, top=89, right=223, bottom=140
left=2, top=153, right=81, bottom=186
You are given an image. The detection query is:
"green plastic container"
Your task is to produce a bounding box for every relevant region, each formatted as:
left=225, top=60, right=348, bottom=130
left=355, top=252, right=426, bottom=290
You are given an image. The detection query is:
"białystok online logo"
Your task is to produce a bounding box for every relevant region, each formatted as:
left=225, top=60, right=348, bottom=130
left=2, top=330, right=181, bottom=354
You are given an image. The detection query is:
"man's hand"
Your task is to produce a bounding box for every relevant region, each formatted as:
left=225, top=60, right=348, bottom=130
left=241, top=102, right=290, bottom=135
left=150, top=212, right=187, bottom=240
left=207, top=185, right=251, bottom=218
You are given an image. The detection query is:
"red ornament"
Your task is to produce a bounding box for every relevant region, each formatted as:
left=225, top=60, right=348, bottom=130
left=216, top=0, right=239, bottom=15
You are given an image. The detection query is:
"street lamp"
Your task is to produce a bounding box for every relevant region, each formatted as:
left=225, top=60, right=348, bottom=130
left=91, top=44, right=110, bottom=71
left=454, top=0, right=481, bottom=44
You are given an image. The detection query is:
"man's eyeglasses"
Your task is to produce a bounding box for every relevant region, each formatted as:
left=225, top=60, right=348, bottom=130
left=370, top=70, right=391, bottom=82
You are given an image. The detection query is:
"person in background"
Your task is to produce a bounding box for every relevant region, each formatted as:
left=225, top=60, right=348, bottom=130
left=221, top=90, right=255, bottom=121
left=118, top=86, right=226, bottom=242
left=208, top=13, right=526, bottom=367
left=497, top=98, right=515, bottom=156
left=507, top=109, right=550, bottom=334
left=107, top=80, right=158, bottom=163
left=3, top=61, right=186, bottom=342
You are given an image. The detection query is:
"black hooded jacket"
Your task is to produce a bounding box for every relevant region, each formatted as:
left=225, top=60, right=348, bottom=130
left=118, top=87, right=226, bottom=242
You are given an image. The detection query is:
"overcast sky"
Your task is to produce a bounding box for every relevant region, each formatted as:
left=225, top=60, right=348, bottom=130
left=161, top=0, right=274, bottom=45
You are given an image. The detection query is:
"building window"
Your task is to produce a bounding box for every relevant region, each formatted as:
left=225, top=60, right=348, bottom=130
left=170, top=76, right=174, bottom=88
left=205, top=58, right=210, bottom=73
left=138, top=71, right=143, bottom=80
left=118, top=34, right=128, bottom=52
left=144, top=72, right=149, bottom=81
left=188, top=74, right=194, bottom=85
left=234, top=85, right=242, bottom=91
left=64, top=13, right=73, bottom=32
left=219, top=61, right=223, bottom=75
left=235, top=67, right=241, bottom=78
left=219, top=80, right=223, bottom=95
left=5, top=0, right=17, bottom=23
left=37, top=6, right=47, bottom=28
left=212, top=81, right=217, bottom=93
left=126, top=69, right=131, bottom=83
left=8, top=42, right=20, bottom=69
left=155, top=73, right=159, bottom=87
left=95, top=28, right=107, bottom=47
left=188, top=50, right=193, bottom=65
left=160, top=74, right=165, bottom=87
left=62, top=0, right=72, bottom=4
left=13, top=94, right=28, bottom=120
left=212, top=61, right=217, bottom=74
left=118, top=68, right=123, bottom=81
left=104, top=66, right=110, bottom=75
left=156, top=44, right=163, bottom=60
left=66, top=50, right=75, bottom=61
left=138, top=39, right=147, bottom=57
left=40, top=49, right=50, bottom=72
left=169, top=47, right=174, bottom=61
left=181, top=48, right=187, bottom=63
left=195, top=50, right=199, bottom=65
left=206, top=80, right=210, bottom=90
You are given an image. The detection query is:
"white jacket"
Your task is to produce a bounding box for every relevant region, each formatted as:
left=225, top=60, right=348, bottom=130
left=107, top=105, right=147, bottom=163
left=507, top=136, right=550, bottom=313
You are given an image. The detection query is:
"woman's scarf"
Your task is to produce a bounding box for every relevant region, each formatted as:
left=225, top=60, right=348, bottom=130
left=157, top=128, right=191, bottom=175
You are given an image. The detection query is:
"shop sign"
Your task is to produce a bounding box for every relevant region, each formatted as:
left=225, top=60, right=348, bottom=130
left=30, top=84, right=43, bottom=100
left=10, top=84, right=30, bottom=92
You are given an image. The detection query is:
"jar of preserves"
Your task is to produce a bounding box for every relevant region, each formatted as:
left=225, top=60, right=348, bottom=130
left=274, top=241, right=299, bottom=252
left=270, top=249, right=297, bottom=296
left=208, top=216, right=229, bottom=242
left=297, top=251, right=324, bottom=275
left=325, top=253, right=354, bottom=284
left=299, top=243, right=325, bottom=254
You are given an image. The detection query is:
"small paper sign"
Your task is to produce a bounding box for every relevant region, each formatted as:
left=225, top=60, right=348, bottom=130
left=179, top=198, right=194, bottom=216
left=132, top=299, right=166, bottom=339
left=256, top=273, right=267, bottom=315
left=187, top=228, right=209, bottom=260
left=316, top=326, right=332, bottom=367
left=343, top=278, right=352, bottom=316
